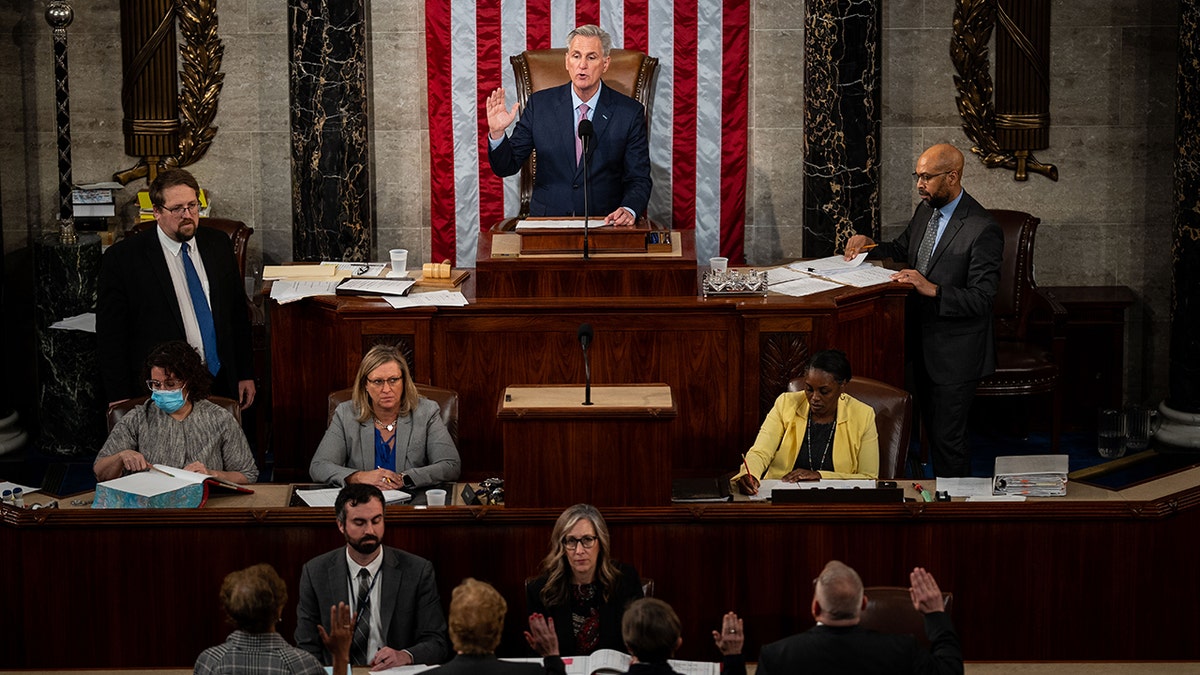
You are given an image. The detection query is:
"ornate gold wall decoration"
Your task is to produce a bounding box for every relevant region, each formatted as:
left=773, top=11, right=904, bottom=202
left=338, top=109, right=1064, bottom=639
left=952, top=0, right=1058, bottom=181
left=114, top=0, right=224, bottom=185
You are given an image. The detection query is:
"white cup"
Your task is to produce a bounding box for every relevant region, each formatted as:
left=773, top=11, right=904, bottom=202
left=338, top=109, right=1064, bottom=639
left=426, top=489, right=447, bottom=506
left=389, top=248, right=409, bottom=273
left=710, top=256, right=728, bottom=273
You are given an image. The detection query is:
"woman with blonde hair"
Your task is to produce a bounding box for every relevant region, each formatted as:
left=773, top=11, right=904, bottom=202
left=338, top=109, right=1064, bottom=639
left=525, top=504, right=643, bottom=656
left=310, top=345, right=460, bottom=491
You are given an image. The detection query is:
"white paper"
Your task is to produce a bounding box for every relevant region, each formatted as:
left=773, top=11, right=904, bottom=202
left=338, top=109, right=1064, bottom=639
left=770, top=276, right=843, bottom=298
left=270, top=280, right=340, bottom=304
left=766, top=266, right=810, bottom=285
left=338, top=278, right=415, bottom=296
left=515, top=218, right=589, bottom=229
left=351, top=666, right=436, bottom=675
left=788, top=253, right=869, bottom=273
left=935, top=477, right=994, bottom=498
left=320, top=261, right=388, bottom=277
left=96, top=464, right=208, bottom=498
left=49, top=312, right=97, bottom=333
left=823, top=265, right=897, bottom=288
left=77, top=181, right=124, bottom=190
left=296, top=487, right=410, bottom=507
left=0, top=481, right=40, bottom=496
left=384, top=291, right=469, bottom=308
left=967, top=495, right=1027, bottom=502
left=263, top=265, right=338, bottom=280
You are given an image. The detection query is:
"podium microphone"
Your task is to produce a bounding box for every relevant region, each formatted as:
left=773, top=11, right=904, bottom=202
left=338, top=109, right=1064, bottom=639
left=578, top=119, right=594, bottom=259
left=578, top=322, right=594, bottom=405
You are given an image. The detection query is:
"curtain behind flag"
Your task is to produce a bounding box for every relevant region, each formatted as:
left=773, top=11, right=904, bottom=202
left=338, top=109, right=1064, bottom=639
left=426, top=0, right=749, bottom=267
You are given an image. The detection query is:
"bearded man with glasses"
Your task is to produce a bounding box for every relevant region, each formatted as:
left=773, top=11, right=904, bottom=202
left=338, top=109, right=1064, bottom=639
left=98, top=168, right=256, bottom=411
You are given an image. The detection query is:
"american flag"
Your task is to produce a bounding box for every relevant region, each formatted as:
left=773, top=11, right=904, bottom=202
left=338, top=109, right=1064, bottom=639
left=425, top=0, right=749, bottom=266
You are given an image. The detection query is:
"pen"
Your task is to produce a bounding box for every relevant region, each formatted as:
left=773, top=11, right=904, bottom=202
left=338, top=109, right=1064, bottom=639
left=859, top=244, right=878, bottom=251
left=912, top=482, right=933, bottom=502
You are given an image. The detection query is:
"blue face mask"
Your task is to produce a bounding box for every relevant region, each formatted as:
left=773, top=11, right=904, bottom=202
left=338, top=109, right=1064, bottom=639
left=151, top=388, right=187, bottom=414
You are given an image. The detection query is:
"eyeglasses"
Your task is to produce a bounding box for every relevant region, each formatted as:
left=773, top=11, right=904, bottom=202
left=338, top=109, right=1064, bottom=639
left=366, top=376, right=403, bottom=389
left=912, top=171, right=951, bottom=183
left=146, top=379, right=183, bottom=391
left=563, top=535, right=598, bottom=550
left=160, top=202, right=200, bottom=216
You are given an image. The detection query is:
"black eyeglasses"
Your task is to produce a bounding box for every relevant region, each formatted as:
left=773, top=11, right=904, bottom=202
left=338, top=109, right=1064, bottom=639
left=912, top=171, right=951, bottom=183
left=160, top=202, right=200, bottom=216
left=563, top=535, right=598, bottom=550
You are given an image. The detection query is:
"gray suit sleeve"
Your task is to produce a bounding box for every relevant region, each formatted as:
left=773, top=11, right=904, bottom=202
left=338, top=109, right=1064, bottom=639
left=404, top=559, right=452, bottom=664
left=310, top=403, right=361, bottom=485
left=295, top=560, right=327, bottom=661
left=402, top=400, right=461, bottom=488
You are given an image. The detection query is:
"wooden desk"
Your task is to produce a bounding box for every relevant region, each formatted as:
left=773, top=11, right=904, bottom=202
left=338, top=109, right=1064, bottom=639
left=268, top=280, right=909, bottom=482
left=498, top=384, right=676, bottom=507
left=5, top=471, right=1200, bottom=669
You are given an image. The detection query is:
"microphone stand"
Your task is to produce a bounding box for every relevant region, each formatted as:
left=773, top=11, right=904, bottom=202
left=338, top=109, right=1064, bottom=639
left=582, top=339, right=592, bottom=405
left=579, top=120, right=593, bottom=260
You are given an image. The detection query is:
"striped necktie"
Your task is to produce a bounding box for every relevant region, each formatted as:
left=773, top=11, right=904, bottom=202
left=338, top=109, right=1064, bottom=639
left=351, top=568, right=372, bottom=665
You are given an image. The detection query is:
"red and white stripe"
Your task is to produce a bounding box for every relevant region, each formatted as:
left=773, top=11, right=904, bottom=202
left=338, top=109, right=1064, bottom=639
left=426, top=0, right=749, bottom=267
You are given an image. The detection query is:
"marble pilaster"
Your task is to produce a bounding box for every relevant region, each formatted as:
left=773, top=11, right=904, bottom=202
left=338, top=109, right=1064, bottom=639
left=1158, top=0, right=1200, bottom=448
left=287, top=0, right=373, bottom=262
left=802, top=0, right=881, bottom=258
left=33, top=233, right=105, bottom=456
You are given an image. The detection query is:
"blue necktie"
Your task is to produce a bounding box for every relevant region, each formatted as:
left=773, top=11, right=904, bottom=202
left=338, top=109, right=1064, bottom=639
left=180, top=242, right=221, bottom=376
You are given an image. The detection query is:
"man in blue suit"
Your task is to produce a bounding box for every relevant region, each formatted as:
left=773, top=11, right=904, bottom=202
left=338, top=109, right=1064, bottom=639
left=486, top=24, right=652, bottom=226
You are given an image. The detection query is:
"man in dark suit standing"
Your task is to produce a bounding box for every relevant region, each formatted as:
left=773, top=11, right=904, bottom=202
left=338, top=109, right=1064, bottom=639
left=846, top=144, right=1003, bottom=477
left=758, top=561, right=961, bottom=675
left=296, top=484, right=450, bottom=669
left=97, top=168, right=255, bottom=409
left=485, top=24, right=652, bottom=226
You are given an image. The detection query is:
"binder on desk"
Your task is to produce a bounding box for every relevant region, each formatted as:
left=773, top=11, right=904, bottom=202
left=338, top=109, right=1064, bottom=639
left=335, top=277, right=415, bottom=297
left=671, top=475, right=733, bottom=503
left=993, top=454, right=1068, bottom=496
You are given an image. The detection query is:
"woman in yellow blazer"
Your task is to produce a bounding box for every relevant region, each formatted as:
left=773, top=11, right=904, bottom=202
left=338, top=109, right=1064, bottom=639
left=732, top=350, right=879, bottom=494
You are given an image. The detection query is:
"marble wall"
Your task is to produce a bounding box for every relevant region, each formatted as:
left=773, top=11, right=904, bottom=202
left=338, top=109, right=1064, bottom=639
left=0, top=0, right=1178, bottom=413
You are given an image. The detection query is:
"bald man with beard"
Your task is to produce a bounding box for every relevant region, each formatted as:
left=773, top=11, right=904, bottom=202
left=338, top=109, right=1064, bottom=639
left=757, top=561, right=962, bottom=675
left=846, top=144, right=1003, bottom=477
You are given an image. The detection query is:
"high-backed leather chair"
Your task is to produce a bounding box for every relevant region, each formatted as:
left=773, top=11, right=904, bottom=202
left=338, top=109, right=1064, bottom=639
left=327, top=385, right=460, bottom=445
left=501, top=48, right=659, bottom=223
left=859, top=586, right=954, bottom=648
left=788, top=376, right=912, bottom=479
left=127, top=217, right=254, bottom=281
left=107, top=395, right=242, bottom=432
left=974, top=210, right=1066, bottom=450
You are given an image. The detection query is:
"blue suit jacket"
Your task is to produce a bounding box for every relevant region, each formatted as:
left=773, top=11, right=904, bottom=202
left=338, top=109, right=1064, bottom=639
left=488, top=82, right=652, bottom=218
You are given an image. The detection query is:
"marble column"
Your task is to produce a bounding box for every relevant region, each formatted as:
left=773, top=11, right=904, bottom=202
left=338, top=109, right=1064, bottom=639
left=802, top=0, right=882, bottom=258
left=1158, top=0, right=1200, bottom=449
left=33, top=234, right=106, bottom=456
left=288, top=0, right=373, bottom=262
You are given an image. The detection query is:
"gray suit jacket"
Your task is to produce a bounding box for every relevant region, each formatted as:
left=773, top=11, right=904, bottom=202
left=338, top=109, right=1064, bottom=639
left=872, top=190, right=1004, bottom=385
left=295, top=545, right=451, bottom=665
left=310, top=397, right=461, bottom=488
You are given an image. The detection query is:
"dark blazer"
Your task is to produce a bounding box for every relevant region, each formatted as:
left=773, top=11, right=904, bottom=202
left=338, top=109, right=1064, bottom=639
left=526, top=561, right=644, bottom=656
left=310, top=398, right=461, bottom=488
left=871, top=191, right=1004, bottom=385
left=424, top=654, right=548, bottom=675
left=97, top=225, right=253, bottom=401
left=757, top=612, right=962, bottom=675
left=295, top=545, right=451, bottom=665
left=489, top=82, right=652, bottom=218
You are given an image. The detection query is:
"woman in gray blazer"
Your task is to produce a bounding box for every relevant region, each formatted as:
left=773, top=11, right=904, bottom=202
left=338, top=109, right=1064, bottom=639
left=310, top=345, right=460, bottom=490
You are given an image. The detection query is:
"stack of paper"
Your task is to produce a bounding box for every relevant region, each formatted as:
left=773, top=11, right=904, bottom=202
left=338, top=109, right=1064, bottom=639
left=993, top=454, right=1069, bottom=497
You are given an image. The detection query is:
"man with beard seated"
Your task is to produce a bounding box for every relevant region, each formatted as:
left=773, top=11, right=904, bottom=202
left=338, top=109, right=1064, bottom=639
left=296, top=484, right=451, bottom=669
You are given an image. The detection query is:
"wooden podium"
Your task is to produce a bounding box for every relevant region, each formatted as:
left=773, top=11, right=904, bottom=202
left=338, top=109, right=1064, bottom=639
left=497, top=384, right=676, bottom=507
left=475, top=228, right=697, bottom=298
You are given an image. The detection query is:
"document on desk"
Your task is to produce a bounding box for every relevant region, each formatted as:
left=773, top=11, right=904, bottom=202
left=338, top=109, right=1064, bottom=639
left=359, top=665, right=437, bottom=675
left=820, top=265, right=896, bottom=288
left=384, top=290, right=469, bottom=309
left=0, top=480, right=39, bottom=495
left=788, top=252, right=869, bottom=273
left=515, top=218, right=588, bottom=229
left=336, top=278, right=416, bottom=297
left=750, top=479, right=876, bottom=500
left=770, top=276, right=843, bottom=298
left=935, top=477, right=994, bottom=498
left=297, top=487, right=410, bottom=507
left=270, top=280, right=340, bottom=304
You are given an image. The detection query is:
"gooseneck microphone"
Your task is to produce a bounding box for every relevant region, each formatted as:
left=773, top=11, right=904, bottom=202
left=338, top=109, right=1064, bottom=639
left=578, top=119, right=594, bottom=259
left=578, top=323, right=594, bottom=405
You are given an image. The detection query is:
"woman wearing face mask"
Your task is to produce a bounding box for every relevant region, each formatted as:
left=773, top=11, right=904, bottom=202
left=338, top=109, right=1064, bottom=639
left=93, top=340, right=258, bottom=484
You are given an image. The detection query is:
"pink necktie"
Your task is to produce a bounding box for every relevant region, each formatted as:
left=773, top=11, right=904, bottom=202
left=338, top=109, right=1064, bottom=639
left=575, top=103, right=590, bottom=165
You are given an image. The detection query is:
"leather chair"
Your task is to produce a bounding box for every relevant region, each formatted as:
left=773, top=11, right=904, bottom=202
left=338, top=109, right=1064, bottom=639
left=974, top=210, right=1067, bottom=450
left=327, top=384, right=460, bottom=445
left=859, top=586, right=954, bottom=648
left=127, top=217, right=254, bottom=281
left=788, top=376, right=913, bottom=479
left=107, top=395, right=241, bottom=432
left=497, top=48, right=660, bottom=225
